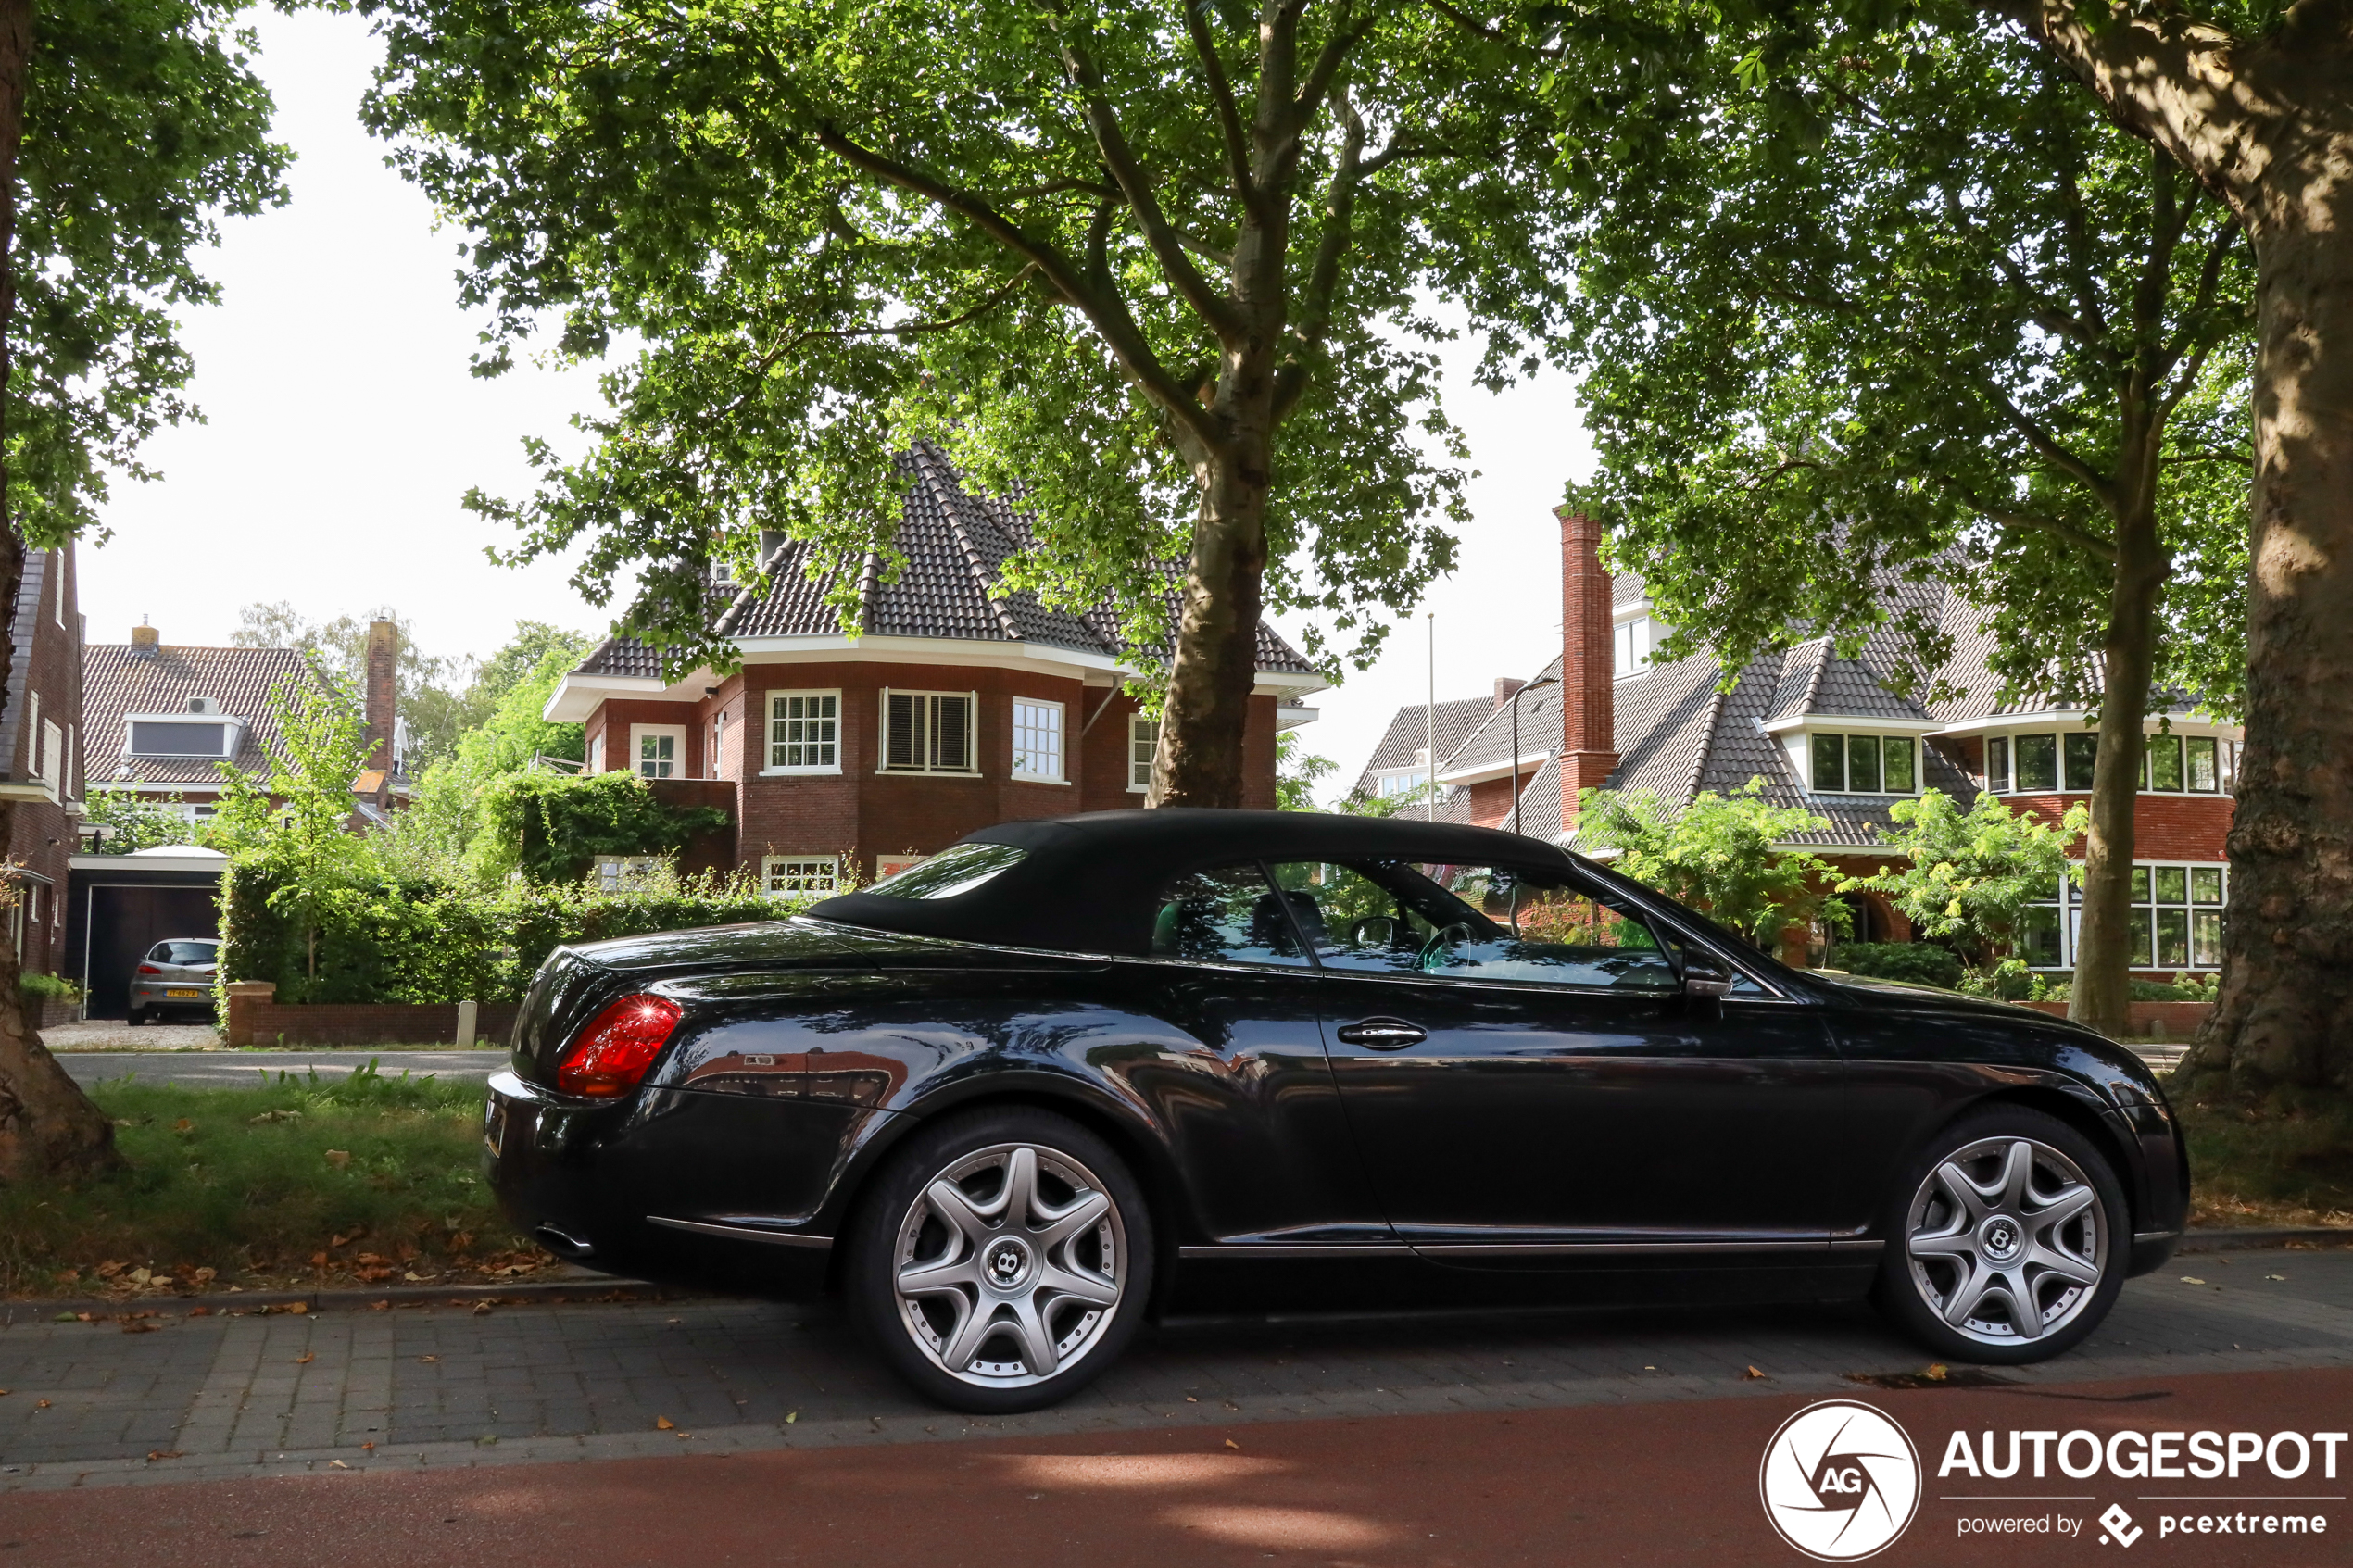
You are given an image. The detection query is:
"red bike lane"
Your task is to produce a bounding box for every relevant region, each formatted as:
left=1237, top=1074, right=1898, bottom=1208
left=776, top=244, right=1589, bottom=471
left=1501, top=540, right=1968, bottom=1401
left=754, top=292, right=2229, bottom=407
left=6, top=1366, right=2347, bottom=1567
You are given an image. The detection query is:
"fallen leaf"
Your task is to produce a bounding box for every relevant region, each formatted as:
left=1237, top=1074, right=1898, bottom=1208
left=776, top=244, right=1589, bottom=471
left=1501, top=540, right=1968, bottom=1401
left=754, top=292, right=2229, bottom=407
left=310, top=1252, right=329, bottom=1268
left=471, top=1301, right=493, bottom=1316
left=2181, top=1275, right=2207, bottom=1286
left=1924, top=1364, right=1949, bottom=1382
left=1743, top=1365, right=1769, bottom=1380
left=121, top=1321, right=158, bottom=1335
left=419, top=1354, right=439, bottom=1363
left=296, top=1352, right=315, bottom=1365
left=370, top=1300, right=390, bottom=1311
left=2267, top=1273, right=2287, bottom=1281
left=785, top=1411, right=799, bottom=1424
left=362, top=1442, right=375, bottom=1450
left=188, top=1306, right=211, bottom=1317
left=174, top=1119, right=194, bottom=1133
left=1185, top=1396, right=1198, bottom=1402
left=1224, top=1438, right=1241, bottom=1450
left=35, top=1399, right=51, bottom=1410
left=288, top=1302, right=308, bottom=1315
left=324, top=1149, right=352, bottom=1169
left=145, top=1450, right=183, bottom=1462
left=129, top=1267, right=153, bottom=1284
left=655, top=1416, right=675, bottom=1430
left=329, top=1459, right=352, bottom=1469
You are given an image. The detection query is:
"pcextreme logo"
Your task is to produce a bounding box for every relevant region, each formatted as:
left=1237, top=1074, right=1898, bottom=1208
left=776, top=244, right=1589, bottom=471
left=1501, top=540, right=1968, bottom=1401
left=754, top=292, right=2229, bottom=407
left=1760, top=1399, right=1924, bottom=1562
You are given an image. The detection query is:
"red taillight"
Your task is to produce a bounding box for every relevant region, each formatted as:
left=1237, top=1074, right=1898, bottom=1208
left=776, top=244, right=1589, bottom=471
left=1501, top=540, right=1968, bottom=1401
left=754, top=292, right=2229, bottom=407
left=137, top=963, right=163, bottom=975
left=556, top=994, right=683, bottom=1098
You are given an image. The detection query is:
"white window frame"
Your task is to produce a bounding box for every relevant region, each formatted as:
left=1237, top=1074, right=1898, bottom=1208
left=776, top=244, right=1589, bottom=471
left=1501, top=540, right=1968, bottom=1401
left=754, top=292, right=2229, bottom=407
left=1127, top=713, right=1159, bottom=793
left=762, top=854, right=841, bottom=897
left=765, top=689, right=842, bottom=774
left=1613, top=615, right=1655, bottom=678
left=1980, top=723, right=2237, bottom=798
left=877, top=688, right=979, bottom=776
left=630, top=723, right=687, bottom=780
left=587, top=732, right=605, bottom=773
left=2034, top=861, right=2230, bottom=972
left=52, top=550, right=64, bottom=629
left=1795, top=730, right=1921, bottom=797
left=710, top=710, right=728, bottom=781
left=1009, top=697, right=1067, bottom=784
left=40, top=719, right=62, bottom=794
left=592, top=855, right=666, bottom=893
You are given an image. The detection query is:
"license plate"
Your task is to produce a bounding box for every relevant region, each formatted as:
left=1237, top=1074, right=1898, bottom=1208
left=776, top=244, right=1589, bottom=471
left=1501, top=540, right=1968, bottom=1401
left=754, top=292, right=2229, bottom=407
left=165, top=989, right=203, bottom=998
left=484, top=1100, right=508, bottom=1158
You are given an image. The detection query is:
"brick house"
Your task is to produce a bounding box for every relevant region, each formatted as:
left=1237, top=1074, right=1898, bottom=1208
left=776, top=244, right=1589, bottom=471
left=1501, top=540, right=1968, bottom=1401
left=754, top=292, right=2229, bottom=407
left=1365, top=509, right=2238, bottom=980
left=543, top=445, right=1327, bottom=891
left=81, top=619, right=410, bottom=834
left=0, top=545, right=86, bottom=976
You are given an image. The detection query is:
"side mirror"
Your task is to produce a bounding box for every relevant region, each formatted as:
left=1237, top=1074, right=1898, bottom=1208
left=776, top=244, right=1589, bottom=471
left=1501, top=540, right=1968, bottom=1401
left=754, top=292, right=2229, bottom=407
left=1681, top=951, right=1737, bottom=998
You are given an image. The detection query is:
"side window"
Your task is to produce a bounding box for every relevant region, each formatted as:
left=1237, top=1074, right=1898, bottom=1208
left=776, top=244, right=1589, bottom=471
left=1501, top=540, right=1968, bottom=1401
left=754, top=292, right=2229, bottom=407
left=1264, top=860, right=1681, bottom=991
left=1150, top=863, right=1315, bottom=968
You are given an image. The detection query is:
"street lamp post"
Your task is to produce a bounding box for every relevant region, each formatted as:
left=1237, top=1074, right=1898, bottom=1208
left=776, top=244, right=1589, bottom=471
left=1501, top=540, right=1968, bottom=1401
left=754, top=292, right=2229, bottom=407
left=1511, top=675, right=1558, bottom=836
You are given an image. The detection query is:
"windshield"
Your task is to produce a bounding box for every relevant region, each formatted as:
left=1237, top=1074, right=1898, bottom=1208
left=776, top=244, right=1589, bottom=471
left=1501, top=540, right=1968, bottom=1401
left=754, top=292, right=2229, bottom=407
left=864, top=841, right=1027, bottom=900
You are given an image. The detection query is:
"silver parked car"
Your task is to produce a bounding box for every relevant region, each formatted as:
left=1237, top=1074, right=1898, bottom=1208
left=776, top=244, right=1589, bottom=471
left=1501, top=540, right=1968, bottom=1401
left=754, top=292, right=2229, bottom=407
left=128, top=938, right=220, bottom=1025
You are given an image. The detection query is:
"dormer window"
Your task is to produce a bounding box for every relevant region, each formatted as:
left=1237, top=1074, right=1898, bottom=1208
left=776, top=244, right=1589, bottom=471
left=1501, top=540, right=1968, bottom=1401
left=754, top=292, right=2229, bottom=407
left=1806, top=732, right=1918, bottom=795
left=126, top=714, right=242, bottom=759
left=1613, top=614, right=1657, bottom=677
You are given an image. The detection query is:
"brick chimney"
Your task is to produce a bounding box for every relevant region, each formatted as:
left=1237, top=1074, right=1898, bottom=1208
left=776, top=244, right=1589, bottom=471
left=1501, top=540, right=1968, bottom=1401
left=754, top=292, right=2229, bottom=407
left=363, top=619, right=397, bottom=774
left=130, top=623, right=159, bottom=655
left=1555, top=507, right=1619, bottom=823
left=1492, top=676, right=1526, bottom=710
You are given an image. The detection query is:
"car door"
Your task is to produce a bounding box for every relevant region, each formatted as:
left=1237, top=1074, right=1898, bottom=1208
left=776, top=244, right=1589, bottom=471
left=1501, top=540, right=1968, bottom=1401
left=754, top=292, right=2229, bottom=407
left=1112, top=861, right=1388, bottom=1250
left=1265, top=858, right=1845, bottom=1263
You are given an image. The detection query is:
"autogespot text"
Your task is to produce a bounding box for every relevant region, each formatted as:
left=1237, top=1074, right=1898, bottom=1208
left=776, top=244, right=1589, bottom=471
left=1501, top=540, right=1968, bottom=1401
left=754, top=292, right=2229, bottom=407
left=1938, top=1427, right=2347, bottom=1481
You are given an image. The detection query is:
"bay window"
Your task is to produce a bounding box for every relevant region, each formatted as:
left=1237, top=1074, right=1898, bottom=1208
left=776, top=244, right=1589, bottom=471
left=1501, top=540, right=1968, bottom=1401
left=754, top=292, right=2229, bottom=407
left=1806, top=732, right=1918, bottom=795
left=2033, top=860, right=2227, bottom=970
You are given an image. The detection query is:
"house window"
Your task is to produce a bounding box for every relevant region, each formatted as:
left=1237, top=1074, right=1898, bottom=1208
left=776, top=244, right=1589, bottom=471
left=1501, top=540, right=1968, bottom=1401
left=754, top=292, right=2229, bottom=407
left=587, top=733, right=605, bottom=773
left=27, top=691, right=37, bottom=775
left=881, top=690, right=975, bottom=773
left=762, top=855, right=840, bottom=897
left=41, top=720, right=62, bottom=792
left=593, top=856, right=664, bottom=892
left=2014, top=733, right=2058, bottom=792
left=875, top=854, right=926, bottom=880
left=2036, top=861, right=2228, bottom=970
left=1985, top=735, right=2010, bottom=794
left=2063, top=732, right=2098, bottom=791
left=2187, top=735, right=2220, bottom=792
left=631, top=724, right=686, bottom=779
left=711, top=711, right=727, bottom=780
left=1807, top=733, right=1917, bottom=795
left=1127, top=714, right=1159, bottom=792
left=127, top=720, right=233, bottom=758
left=768, top=691, right=839, bottom=771
left=2146, top=733, right=2183, bottom=791
left=1613, top=616, right=1655, bottom=677
left=1010, top=699, right=1064, bottom=782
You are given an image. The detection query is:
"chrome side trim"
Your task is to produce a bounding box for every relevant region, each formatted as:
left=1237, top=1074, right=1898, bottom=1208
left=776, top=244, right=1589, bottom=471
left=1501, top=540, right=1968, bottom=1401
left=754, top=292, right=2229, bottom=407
left=1416, top=1238, right=1839, bottom=1258
left=1176, top=1243, right=1416, bottom=1261
left=2133, top=1229, right=2180, bottom=1247
left=1828, top=1239, right=1887, bottom=1254
left=648, top=1215, right=834, bottom=1250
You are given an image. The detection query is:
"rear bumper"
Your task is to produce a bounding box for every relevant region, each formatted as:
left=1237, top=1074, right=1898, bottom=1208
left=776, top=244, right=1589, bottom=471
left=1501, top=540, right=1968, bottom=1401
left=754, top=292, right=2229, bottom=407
left=483, top=1070, right=856, bottom=1299
left=131, top=981, right=218, bottom=1008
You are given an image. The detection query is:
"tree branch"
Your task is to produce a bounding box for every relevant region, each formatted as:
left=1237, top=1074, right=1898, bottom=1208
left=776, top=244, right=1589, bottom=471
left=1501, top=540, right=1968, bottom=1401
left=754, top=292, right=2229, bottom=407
left=1046, top=2, right=1239, bottom=338
left=1274, top=82, right=1366, bottom=420
left=1178, top=0, right=1255, bottom=209
left=1976, top=375, right=2118, bottom=509
left=724, top=264, right=1043, bottom=413
left=1943, top=479, right=2123, bottom=563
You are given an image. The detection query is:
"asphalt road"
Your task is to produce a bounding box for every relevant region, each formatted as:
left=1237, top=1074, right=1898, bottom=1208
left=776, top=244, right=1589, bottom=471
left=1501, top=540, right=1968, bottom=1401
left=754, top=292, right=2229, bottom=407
left=55, top=1049, right=505, bottom=1090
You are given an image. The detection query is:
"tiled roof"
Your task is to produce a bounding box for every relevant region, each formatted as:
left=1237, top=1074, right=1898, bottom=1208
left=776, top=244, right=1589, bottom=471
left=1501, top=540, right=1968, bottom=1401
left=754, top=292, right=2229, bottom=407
left=584, top=444, right=1313, bottom=681
left=1441, top=661, right=1565, bottom=777
left=83, top=644, right=332, bottom=788
left=1352, top=695, right=1498, bottom=795
left=1611, top=571, right=1649, bottom=610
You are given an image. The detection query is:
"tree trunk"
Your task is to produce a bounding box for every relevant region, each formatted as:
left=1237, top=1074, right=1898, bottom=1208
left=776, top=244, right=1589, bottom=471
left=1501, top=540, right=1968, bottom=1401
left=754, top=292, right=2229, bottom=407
left=1151, top=438, right=1271, bottom=809
left=2188, top=114, right=2353, bottom=1090
left=2070, top=457, right=2169, bottom=1039
left=0, top=0, right=122, bottom=1182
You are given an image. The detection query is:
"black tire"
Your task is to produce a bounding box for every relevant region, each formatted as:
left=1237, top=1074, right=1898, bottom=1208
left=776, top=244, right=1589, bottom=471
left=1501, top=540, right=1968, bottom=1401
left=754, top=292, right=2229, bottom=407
left=125, top=1008, right=145, bottom=1028
left=1874, top=1105, right=2127, bottom=1364
left=844, top=1105, right=1153, bottom=1413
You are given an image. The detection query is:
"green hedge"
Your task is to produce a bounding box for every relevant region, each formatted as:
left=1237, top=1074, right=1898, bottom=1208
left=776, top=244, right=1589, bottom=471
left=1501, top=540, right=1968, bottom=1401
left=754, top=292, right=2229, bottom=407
left=220, top=861, right=809, bottom=1005
left=1831, top=941, right=1966, bottom=991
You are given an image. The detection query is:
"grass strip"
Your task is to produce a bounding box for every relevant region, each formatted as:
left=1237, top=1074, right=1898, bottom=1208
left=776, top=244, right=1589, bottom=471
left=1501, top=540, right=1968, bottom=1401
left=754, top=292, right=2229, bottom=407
left=2173, top=1085, right=2353, bottom=1230
left=1, top=1060, right=538, bottom=1298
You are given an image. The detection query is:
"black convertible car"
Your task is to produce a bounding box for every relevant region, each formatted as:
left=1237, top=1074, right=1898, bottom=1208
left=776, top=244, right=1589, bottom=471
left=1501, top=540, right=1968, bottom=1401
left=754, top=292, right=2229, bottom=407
left=484, top=810, right=2186, bottom=1411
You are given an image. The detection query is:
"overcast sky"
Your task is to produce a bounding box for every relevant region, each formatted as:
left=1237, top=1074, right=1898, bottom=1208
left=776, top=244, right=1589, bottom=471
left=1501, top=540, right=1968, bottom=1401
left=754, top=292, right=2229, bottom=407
left=82, top=7, right=1595, bottom=803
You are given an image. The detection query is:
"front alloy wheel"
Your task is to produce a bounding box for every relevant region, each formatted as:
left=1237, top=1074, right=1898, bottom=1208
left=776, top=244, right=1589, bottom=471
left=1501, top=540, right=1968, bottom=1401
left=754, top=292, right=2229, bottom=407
left=1879, top=1109, right=2123, bottom=1363
left=850, top=1108, right=1151, bottom=1412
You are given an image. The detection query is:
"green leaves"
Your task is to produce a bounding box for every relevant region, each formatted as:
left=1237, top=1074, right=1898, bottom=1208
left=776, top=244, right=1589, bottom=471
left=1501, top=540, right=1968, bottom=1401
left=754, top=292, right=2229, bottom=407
left=10, top=0, right=290, bottom=546
left=472, top=771, right=732, bottom=884
left=356, top=0, right=1579, bottom=680
left=1858, top=787, right=2087, bottom=974
left=1574, top=779, right=1843, bottom=945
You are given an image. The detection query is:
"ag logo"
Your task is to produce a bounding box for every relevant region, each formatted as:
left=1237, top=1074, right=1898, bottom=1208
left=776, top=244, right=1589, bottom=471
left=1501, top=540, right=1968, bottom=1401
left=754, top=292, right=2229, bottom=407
left=1759, top=1399, right=1922, bottom=1561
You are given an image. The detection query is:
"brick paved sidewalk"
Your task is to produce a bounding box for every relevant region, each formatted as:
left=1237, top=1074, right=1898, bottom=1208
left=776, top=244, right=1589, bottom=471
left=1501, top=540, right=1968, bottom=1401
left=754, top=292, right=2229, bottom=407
left=5, top=1248, right=2348, bottom=1493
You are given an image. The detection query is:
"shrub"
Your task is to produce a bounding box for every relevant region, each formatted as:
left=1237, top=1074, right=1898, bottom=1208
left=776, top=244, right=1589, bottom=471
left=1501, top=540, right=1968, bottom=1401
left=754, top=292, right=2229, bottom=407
left=220, top=861, right=806, bottom=1005
left=472, top=770, right=732, bottom=884
left=1830, top=942, right=1965, bottom=990
left=19, top=972, right=80, bottom=1001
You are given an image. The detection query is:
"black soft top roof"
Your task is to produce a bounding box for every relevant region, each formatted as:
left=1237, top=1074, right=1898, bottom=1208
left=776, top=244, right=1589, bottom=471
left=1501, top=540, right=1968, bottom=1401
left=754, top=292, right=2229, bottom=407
left=807, top=809, right=1586, bottom=957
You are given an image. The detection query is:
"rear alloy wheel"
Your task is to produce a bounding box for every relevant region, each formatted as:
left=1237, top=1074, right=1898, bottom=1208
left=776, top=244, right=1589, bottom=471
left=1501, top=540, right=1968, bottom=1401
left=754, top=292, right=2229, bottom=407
left=848, top=1108, right=1152, bottom=1412
left=1877, top=1108, right=2124, bottom=1363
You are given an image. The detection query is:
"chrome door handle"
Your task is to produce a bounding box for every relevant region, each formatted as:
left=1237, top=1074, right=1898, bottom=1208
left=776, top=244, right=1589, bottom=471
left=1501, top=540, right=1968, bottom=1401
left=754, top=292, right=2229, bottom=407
left=1334, top=1018, right=1427, bottom=1049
